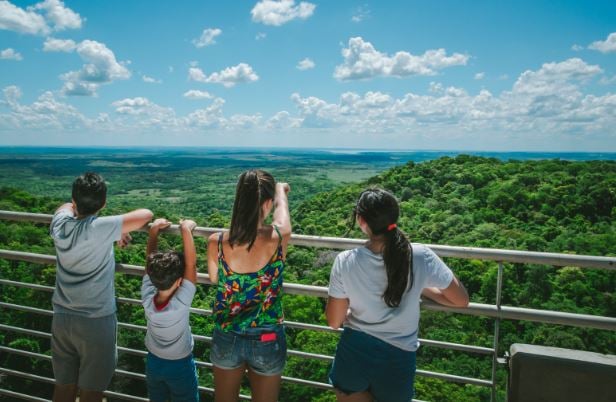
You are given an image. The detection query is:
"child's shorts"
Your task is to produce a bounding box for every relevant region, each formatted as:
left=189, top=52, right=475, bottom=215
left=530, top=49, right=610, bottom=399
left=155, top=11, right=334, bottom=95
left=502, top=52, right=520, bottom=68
left=329, top=327, right=416, bottom=402
left=146, top=352, right=199, bottom=402
left=210, top=325, right=286, bottom=376
left=51, top=312, right=117, bottom=391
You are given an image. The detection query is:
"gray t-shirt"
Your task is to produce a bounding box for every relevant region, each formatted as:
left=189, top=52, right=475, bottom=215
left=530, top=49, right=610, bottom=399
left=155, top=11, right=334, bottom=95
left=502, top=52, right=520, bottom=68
left=328, top=243, right=454, bottom=351
left=142, top=275, right=196, bottom=360
left=50, top=209, right=123, bottom=318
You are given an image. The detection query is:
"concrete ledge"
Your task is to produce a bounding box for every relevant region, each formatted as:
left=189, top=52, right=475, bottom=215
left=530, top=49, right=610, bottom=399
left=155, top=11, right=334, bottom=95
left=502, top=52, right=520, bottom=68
left=508, top=343, right=616, bottom=402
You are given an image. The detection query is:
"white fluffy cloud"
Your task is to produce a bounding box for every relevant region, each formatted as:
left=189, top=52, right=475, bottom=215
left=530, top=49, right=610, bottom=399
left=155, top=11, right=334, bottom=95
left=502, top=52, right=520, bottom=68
left=188, top=63, right=259, bottom=87
left=142, top=75, right=161, bottom=84
left=588, top=32, right=616, bottom=54
left=0, top=85, right=90, bottom=129
left=474, top=72, right=485, bottom=80
left=296, top=57, right=315, bottom=70
left=0, top=48, right=22, bottom=60
left=183, top=90, right=213, bottom=100
left=0, top=0, right=81, bottom=35
left=334, top=37, right=469, bottom=80
left=266, top=110, right=302, bottom=129
left=193, top=28, right=222, bottom=48
left=255, top=32, right=267, bottom=40
left=34, top=0, right=82, bottom=31
left=351, top=5, right=370, bottom=23
left=60, top=40, right=131, bottom=96
left=2, top=57, right=613, bottom=146
left=251, top=0, right=315, bottom=26
left=43, top=37, right=76, bottom=52
left=285, top=58, right=613, bottom=136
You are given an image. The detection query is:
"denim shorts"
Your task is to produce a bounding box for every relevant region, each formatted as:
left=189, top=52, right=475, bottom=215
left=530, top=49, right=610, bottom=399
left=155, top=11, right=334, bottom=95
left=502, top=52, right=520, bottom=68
left=146, top=352, right=199, bottom=402
left=329, top=327, right=416, bottom=402
left=210, top=325, right=287, bottom=376
left=51, top=313, right=117, bottom=391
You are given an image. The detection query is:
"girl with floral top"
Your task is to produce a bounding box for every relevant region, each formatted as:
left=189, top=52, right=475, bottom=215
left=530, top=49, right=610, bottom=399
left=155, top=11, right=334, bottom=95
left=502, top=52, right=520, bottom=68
left=207, top=169, right=291, bottom=402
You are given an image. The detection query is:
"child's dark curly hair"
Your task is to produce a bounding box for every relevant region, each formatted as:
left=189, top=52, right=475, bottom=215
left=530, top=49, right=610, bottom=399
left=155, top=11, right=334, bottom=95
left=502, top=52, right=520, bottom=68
left=147, top=251, right=185, bottom=290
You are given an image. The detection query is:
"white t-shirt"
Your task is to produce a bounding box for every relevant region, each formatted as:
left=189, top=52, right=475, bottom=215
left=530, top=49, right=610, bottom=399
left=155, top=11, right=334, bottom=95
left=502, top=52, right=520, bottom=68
left=328, top=243, right=453, bottom=351
left=142, top=275, right=196, bottom=360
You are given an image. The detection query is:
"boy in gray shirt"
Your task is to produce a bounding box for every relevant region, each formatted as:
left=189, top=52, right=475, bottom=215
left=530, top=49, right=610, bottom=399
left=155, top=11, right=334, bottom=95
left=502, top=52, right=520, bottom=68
left=141, top=217, right=199, bottom=402
left=50, top=172, right=153, bottom=402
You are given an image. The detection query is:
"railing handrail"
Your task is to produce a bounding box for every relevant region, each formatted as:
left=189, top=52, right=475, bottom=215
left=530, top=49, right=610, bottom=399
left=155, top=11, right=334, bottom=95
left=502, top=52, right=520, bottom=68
left=1, top=210, right=614, bottom=270
left=1, top=249, right=615, bottom=331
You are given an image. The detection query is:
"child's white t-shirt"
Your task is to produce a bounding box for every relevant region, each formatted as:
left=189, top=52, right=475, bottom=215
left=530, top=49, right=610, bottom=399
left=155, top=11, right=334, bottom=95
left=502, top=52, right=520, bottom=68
left=142, top=275, right=196, bottom=360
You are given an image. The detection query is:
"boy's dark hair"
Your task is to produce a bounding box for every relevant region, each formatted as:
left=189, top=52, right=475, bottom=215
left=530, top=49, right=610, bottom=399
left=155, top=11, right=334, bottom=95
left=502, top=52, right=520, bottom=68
left=72, top=172, right=107, bottom=216
left=147, top=252, right=185, bottom=290
left=229, top=169, right=276, bottom=251
left=351, top=188, right=414, bottom=308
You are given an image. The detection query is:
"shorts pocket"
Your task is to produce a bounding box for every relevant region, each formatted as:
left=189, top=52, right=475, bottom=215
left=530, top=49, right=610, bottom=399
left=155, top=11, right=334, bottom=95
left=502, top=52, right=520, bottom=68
left=250, top=331, right=287, bottom=375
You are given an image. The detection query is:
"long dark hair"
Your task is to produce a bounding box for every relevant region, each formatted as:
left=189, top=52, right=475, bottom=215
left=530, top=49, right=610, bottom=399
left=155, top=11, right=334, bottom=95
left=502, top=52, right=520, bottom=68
left=229, top=169, right=276, bottom=250
left=353, top=188, right=413, bottom=307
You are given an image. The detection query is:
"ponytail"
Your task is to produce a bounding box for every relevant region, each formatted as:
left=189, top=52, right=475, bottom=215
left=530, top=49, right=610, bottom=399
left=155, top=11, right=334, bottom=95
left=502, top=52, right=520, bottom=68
left=354, top=188, right=413, bottom=307
left=229, top=170, right=275, bottom=250
left=382, top=227, right=413, bottom=307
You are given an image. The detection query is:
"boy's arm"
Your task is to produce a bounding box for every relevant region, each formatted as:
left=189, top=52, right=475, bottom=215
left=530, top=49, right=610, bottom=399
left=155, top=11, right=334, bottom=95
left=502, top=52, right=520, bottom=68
left=55, top=202, right=75, bottom=215
left=122, top=208, right=154, bottom=234
left=145, top=218, right=171, bottom=275
left=180, top=219, right=197, bottom=284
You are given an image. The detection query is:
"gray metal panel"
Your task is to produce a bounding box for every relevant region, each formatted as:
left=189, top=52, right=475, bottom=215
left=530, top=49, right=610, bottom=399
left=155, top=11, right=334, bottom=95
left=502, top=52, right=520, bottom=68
left=508, top=343, right=616, bottom=402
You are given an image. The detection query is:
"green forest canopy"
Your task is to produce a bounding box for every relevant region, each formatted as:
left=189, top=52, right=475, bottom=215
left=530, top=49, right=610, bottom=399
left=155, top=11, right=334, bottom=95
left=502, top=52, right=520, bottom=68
left=1, top=155, right=615, bottom=401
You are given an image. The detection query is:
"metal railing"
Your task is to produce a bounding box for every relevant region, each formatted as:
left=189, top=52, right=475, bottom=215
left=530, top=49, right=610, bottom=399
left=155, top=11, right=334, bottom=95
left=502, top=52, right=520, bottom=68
left=0, top=210, right=615, bottom=402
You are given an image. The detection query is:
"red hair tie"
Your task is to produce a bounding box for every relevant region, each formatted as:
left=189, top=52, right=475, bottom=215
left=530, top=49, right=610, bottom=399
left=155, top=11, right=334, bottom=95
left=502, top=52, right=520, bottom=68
left=387, top=223, right=397, bottom=231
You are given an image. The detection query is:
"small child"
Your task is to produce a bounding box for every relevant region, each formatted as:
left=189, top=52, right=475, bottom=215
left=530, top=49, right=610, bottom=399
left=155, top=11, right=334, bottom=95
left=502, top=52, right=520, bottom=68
left=141, top=218, right=199, bottom=402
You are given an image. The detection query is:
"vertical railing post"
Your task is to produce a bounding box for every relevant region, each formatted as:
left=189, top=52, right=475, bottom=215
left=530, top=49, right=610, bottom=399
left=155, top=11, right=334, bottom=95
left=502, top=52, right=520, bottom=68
left=491, top=261, right=504, bottom=402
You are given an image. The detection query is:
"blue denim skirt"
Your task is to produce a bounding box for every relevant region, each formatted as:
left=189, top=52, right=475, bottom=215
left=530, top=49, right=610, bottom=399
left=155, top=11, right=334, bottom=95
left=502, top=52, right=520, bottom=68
left=329, top=327, right=417, bottom=402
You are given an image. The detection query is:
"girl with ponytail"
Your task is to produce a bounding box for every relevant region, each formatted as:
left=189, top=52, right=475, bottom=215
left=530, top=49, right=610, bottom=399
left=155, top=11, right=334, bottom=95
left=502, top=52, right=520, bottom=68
left=326, top=188, right=468, bottom=402
left=207, top=170, right=291, bottom=402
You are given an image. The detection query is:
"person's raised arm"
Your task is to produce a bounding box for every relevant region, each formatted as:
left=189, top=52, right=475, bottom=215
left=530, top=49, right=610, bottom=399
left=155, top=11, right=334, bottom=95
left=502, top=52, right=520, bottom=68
left=272, top=182, right=291, bottom=258
left=422, top=275, right=469, bottom=308
left=272, top=183, right=291, bottom=234
left=145, top=218, right=171, bottom=275
left=207, top=233, right=220, bottom=285
left=122, top=208, right=153, bottom=234
left=180, top=219, right=197, bottom=284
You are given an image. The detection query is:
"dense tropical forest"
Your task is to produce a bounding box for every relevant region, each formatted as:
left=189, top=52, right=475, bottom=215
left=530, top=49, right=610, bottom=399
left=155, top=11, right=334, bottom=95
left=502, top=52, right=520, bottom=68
left=1, top=154, right=615, bottom=401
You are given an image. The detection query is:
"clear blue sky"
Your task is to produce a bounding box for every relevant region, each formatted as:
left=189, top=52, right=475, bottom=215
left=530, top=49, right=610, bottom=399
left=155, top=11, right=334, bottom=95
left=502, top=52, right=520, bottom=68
left=1, top=0, right=615, bottom=150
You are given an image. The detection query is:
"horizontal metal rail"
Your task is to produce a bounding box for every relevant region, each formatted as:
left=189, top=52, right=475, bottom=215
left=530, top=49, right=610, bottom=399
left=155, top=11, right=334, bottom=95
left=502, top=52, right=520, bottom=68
left=1, top=211, right=614, bottom=270
left=0, top=346, right=249, bottom=401
left=0, top=277, right=494, bottom=355
left=0, top=385, right=50, bottom=402
left=0, top=308, right=492, bottom=388
left=2, top=250, right=615, bottom=331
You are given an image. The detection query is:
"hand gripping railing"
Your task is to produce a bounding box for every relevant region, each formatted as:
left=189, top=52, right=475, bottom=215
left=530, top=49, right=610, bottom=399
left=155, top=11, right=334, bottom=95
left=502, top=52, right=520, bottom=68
left=0, top=210, right=615, bottom=402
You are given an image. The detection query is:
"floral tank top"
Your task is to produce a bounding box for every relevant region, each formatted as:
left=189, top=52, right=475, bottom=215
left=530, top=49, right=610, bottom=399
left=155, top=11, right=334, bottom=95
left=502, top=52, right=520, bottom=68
left=213, top=226, right=285, bottom=331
